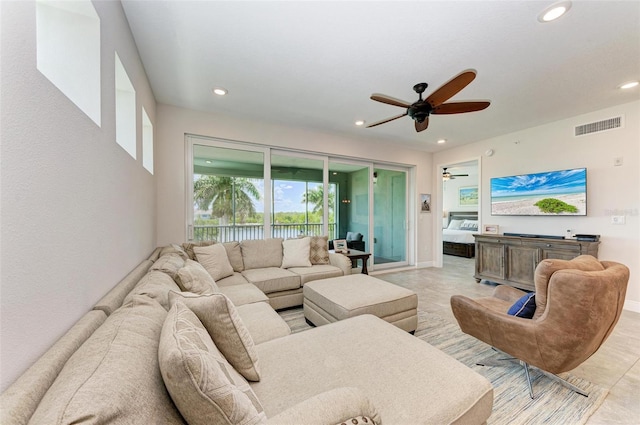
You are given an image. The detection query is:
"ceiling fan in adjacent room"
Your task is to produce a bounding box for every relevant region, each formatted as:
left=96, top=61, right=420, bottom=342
left=366, top=69, right=491, bottom=132
left=442, top=167, right=468, bottom=181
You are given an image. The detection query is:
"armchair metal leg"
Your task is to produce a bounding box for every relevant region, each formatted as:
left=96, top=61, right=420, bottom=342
left=476, top=352, right=590, bottom=399
left=521, top=361, right=535, bottom=399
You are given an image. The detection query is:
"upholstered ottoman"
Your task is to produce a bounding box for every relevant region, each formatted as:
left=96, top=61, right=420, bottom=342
left=303, top=274, right=418, bottom=333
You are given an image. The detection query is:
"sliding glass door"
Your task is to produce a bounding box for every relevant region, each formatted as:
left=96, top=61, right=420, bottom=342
left=373, top=166, right=408, bottom=268
left=186, top=135, right=412, bottom=270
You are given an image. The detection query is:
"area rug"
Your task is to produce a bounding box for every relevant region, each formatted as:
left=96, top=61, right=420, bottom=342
left=278, top=308, right=609, bottom=425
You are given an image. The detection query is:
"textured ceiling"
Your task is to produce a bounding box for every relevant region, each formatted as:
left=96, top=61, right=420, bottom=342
left=122, top=1, right=640, bottom=152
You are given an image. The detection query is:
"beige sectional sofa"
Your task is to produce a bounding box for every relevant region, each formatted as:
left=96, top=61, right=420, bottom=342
left=1, top=238, right=493, bottom=425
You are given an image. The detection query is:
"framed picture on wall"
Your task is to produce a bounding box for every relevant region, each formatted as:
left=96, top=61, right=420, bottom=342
left=459, top=186, right=478, bottom=206
left=420, top=194, right=431, bottom=213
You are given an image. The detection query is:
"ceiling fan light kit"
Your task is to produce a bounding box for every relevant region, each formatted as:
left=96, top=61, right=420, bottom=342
left=366, top=69, right=491, bottom=133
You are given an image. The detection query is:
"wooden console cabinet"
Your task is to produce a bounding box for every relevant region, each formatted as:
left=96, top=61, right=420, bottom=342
left=473, top=234, right=600, bottom=291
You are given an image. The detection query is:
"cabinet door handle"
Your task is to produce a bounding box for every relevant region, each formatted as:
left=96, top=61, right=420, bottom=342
left=546, top=244, right=552, bottom=247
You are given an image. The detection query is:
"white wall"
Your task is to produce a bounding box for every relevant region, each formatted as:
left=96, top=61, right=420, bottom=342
left=155, top=103, right=434, bottom=266
left=434, top=101, right=640, bottom=311
left=0, top=1, right=157, bottom=391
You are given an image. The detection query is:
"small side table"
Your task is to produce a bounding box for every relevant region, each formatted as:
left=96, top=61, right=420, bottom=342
left=331, top=249, right=371, bottom=274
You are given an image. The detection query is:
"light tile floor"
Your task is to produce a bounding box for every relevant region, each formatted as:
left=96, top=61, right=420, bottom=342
left=372, top=255, right=640, bottom=425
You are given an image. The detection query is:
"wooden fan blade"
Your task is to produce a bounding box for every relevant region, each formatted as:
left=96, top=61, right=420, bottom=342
left=415, top=117, right=429, bottom=132
left=366, top=112, right=408, bottom=128
left=370, top=94, right=412, bottom=108
left=432, top=101, right=491, bottom=115
left=425, top=70, right=477, bottom=108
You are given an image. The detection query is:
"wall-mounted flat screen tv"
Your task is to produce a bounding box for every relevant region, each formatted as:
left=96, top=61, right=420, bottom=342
left=491, top=168, right=587, bottom=216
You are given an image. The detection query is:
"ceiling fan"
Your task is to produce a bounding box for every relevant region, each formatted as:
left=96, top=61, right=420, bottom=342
left=442, top=167, right=468, bottom=181
left=366, top=69, right=490, bottom=132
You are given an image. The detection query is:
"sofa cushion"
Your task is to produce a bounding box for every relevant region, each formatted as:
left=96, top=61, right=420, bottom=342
left=241, top=267, right=301, bottom=294
left=123, top=270, right=182, bottom=310
left=241, top=238, right=283, bottom=270
left=168, top=292, right=261, bottom=381
left=288, top=264, right=344, bottom=285
left=159, top=302, right=267, bottom=425
left=160, top=243, right=189, bottom=260
left=195, top=243, right=235, bottom=281
left=236, top=302, right=292, bottom=345
left=182, top=240, right=216, bottom=260
left=308, top=235, right=330, bottom=265
left=150, top=253, right=185, bottom=280
left=176, top=259, right=219, bottom=294
left=219, top=282, right=270, bottom=306
left=224, top=241, right=245, bottom=272
left=29, top=296, right=184, bottom=425
left=281, top=237, right=312, bottom=268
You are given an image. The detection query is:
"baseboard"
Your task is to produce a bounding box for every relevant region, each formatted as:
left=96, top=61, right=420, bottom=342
left=623, top=300, right=640, bottom=313
left=416, top=261, right=434, bottom=269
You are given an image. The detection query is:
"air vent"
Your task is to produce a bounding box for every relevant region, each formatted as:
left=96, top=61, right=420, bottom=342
left=574, top=116, right=623, bottom=136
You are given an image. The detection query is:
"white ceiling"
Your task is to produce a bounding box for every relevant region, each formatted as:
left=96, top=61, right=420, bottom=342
left=121, top=1, right=640, bottom=153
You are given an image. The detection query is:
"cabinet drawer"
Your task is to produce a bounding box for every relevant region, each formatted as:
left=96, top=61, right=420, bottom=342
left=527, top=241, right=581, bottom=252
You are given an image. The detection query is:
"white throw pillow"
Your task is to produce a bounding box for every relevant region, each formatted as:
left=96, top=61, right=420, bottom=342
left=281, top=237, right=312, bottom=268
left=194, top=243, right=234, bottom=281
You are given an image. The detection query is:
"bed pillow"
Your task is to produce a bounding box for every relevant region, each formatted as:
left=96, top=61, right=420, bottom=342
left=459, top=220, right=478, bottom=231
left=447, top=219, right=464, bottom=230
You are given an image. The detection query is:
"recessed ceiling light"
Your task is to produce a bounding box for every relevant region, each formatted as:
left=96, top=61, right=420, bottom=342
left=355, top=120, right=365, bottom=126
left=538, top=1, right=571, bottom=23
left=619, top=81, right=639, bottom=89
left=205, top=160, right=212, bottom=164
left=437, top=139, right=447, bottom=144
left=212, top=87, right=228, bottom=96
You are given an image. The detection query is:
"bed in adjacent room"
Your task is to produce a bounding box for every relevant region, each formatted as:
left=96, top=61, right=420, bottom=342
left=443, top=211, right=478, bottom=258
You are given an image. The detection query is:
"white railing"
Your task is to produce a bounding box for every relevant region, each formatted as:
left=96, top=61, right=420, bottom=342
left=194, top=223, right=337, bottom=242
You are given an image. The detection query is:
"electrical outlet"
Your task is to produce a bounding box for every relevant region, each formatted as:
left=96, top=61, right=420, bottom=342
left=611, top=215, right=625, bottom=225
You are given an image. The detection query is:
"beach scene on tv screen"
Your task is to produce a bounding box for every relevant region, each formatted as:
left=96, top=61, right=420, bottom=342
left=491, top=168, right=586, bottom=216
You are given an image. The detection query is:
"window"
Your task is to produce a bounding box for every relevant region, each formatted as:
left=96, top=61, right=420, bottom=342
left=142, top=108, right=153, bottom=174
left=36, top=0, right=101, bottom=126
left=115, top=53, right=136, bottom=159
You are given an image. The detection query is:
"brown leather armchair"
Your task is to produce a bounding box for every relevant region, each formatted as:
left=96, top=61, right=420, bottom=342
left=451, top=255, right=629, bottom=398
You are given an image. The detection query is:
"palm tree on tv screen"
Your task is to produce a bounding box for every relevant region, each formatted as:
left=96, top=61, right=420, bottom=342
left=194, top=175, right=261, bottom=225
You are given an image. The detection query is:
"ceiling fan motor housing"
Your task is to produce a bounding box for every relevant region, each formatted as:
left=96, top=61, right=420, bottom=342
left=408, top=103, right=431, bottom=123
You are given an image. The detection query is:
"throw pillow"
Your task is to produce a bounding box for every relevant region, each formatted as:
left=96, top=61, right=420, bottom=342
left=194, top=243, right=235, bottom=281
left=307, top=235, right=330, bottom=265
left=168, top=291, right=261, bottom=381
left=282, top=237, right=312, bottom=268
left=150, top=254, right=185, bottom=280
left=507, top=292, right=536, bottom=318
left=182, top=240, right=216, bottom=260
left=175, top=259, right=219, bottom=295
left=159, top=302, right=267, bottom=425
left=159, top=243, right=189, bottom=260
